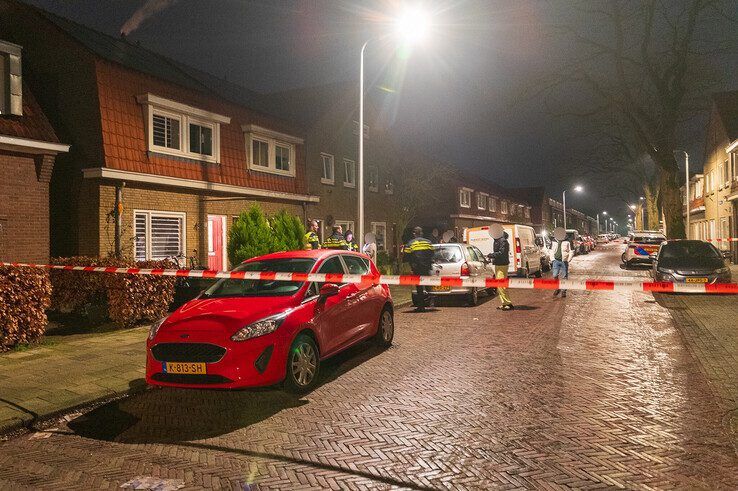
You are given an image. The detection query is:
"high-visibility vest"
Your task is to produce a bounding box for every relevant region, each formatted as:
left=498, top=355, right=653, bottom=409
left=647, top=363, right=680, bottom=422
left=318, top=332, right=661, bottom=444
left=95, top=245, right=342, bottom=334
left=323, top=233, right=349, bottom=250
left=304, top=231, right=320, bottom=250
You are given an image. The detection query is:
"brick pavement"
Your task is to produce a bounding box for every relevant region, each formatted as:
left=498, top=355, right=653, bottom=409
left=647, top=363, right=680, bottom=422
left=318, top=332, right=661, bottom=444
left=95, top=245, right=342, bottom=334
left=0, top=245, right=737, bottom=489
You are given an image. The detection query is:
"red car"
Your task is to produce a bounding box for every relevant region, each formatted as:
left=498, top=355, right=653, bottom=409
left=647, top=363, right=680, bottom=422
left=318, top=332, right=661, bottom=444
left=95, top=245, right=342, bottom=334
left=146, top=250, right=394, bottom=393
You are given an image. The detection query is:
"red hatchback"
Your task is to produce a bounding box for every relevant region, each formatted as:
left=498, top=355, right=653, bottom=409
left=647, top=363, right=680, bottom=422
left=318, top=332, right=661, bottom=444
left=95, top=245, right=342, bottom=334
left=146, top=250, right=394, bottom=393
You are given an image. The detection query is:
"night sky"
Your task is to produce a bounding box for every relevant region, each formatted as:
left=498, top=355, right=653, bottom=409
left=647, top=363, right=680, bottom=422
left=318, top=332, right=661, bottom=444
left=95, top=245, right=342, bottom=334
left=24, top=0, right=736, bottom=222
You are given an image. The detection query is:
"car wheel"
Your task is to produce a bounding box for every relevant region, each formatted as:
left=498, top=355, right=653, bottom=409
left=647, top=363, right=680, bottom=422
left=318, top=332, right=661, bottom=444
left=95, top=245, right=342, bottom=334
left=284, top=334, right=320, bottom=394
left=374, top=307, right=394, bottom=348
left=467, top=288, right=479, bottom=306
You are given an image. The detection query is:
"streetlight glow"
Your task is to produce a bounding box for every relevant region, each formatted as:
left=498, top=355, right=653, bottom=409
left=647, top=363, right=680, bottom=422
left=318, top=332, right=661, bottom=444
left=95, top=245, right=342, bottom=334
left=573, top=185, right=583, bottom=193
left=629, top=204, right=636, bottom=210
left=395, top=5, right=432, bottom=45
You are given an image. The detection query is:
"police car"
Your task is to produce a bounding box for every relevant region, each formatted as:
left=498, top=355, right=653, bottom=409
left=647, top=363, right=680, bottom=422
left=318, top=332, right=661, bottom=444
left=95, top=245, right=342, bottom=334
left=622, top=230, right=666, bottom=267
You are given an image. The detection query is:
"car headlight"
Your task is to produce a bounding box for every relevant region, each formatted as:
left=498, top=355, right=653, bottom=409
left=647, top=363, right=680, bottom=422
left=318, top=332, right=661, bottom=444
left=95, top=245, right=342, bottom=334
left=149, top=316, right=168, bottom=340
left=231, top=311, right=289, bottom=342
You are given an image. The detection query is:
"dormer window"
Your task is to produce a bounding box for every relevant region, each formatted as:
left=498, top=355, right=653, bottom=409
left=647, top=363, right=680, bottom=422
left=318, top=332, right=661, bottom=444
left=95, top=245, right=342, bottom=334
left=0, top=40, right=22, bottom=116
left=137, top=93, right=228, bottom=163
left=243, top=124, right=302, bottom=177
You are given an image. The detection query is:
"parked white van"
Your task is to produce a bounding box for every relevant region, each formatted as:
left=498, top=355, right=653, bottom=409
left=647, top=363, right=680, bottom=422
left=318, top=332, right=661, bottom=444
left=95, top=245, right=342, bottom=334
left=464, top=224, right=542, bottom=277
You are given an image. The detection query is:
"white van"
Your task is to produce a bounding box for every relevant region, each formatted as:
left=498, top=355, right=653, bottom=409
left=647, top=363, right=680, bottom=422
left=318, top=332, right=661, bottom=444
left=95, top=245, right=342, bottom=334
left=464, top=224, right=542, bottom=277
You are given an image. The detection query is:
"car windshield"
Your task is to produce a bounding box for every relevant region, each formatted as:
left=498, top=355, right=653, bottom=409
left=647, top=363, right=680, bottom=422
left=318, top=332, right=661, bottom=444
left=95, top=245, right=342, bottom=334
left=202, top=258, right=315, bottom=298
left=633, top=235, right=665, bottom=244
left=659, top=241, right=722, bottom=262
left=433, top=245, right=463, bottom=263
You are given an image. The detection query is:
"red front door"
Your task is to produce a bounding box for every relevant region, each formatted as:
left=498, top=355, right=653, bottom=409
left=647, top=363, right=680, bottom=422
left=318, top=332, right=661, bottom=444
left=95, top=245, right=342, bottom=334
left=208, top=215, right=225, bottom=271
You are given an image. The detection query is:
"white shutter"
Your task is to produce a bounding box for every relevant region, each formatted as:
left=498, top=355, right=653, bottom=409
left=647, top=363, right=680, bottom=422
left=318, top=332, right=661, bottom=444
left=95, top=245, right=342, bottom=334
left=150, top=215, right=183, bottom=260
left=134, top=213, right=147, bottom=261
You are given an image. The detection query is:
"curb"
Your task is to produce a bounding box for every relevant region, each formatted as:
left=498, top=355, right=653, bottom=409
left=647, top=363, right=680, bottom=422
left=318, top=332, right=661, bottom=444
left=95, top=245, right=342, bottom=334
left=0, top=380, right=149, bottom=438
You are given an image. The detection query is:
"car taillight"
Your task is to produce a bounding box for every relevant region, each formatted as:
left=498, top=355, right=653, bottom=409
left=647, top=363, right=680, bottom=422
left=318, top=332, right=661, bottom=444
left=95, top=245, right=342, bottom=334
left=515, top=238, right=521, bottom=254
left=461, top=262, right=470, bottom=276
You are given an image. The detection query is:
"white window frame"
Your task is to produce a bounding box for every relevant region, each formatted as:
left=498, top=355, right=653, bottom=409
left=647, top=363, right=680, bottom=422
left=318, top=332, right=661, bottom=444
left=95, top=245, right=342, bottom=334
left=250, top=136, right=270, bottom=169
left=133, top=210, right=187, bottom=262
left=501, top=200, right=509, bottom=214
left=343, top=158, right=356, bottom=188
left=0, top=40, right=22, bottom=116
left=320, top=153, right=335, bottom=185
left=371, top=222, right=387, bottom=251
left=477, top=192, right=488, bottom=210
left=242, top=124, right=302, bottom=177
left=459, top=188, right=472, bottom=208
left=488, top=197, right=497, bottom=212
left=137, top=93, right=228, bottom=164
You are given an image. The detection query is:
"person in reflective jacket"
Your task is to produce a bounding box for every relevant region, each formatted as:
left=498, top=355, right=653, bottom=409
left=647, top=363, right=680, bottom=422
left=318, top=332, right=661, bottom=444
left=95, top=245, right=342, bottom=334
left=323, top=225, right=349, bottom=250
left=403, top=226, right=435, bottom=311
left=487, top=223, right=514, bottom=311
left=344, top=230, right=360, bottom=252
left=304, top=220, right=321, bottom=250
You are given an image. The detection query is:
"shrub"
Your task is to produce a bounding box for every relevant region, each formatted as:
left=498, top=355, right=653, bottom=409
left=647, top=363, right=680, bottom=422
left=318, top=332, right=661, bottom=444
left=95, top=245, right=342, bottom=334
left=270, top=210, right=306, bottom=252
left=0, top=267, right=51, bottom=351
left=376, top=251, right=394, bottom=275
left=228, top=206, right=276, bottom=266
left=49, top=256, right=175, bottom=328
left=228, top=205, right=306, bottom=265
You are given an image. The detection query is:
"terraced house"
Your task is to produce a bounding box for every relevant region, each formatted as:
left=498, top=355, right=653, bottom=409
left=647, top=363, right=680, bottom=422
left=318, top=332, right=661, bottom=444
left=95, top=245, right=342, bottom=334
left=1, top=1, right=318, bottom=269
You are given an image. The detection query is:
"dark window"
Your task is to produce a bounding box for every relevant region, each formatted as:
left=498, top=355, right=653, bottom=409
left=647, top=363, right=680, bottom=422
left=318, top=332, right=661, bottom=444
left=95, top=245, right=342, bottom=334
left=203, top=258, right=315, bottom=298
left=189, top=123, right=213, bottom=156
left=343, top=255, right=370, bottom=275
left=152, top=114, right=180, bottom=149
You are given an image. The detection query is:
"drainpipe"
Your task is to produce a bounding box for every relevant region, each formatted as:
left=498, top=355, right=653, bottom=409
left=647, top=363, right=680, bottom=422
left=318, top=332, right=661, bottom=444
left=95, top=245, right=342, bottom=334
left=114, top=182, right=125, bottom=258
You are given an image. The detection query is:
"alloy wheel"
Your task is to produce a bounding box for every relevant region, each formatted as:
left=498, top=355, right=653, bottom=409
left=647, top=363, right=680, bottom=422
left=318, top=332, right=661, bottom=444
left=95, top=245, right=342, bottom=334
left=291, top=342, right=317, bottom=387
left=380, top=310, right=394, bottom=343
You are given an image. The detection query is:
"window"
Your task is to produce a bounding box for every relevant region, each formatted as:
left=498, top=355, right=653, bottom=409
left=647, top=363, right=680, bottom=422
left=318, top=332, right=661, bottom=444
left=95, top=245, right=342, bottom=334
left=134, top=211, right=185, bottom=261
left=0, top=41, right=22, bottom=116
left=321, top=153, right=334, bottom=184
left=335, top=220, right=355, bottom=234
left=723, top=159, right=730, bottom=185
left=368, top=166, right=379, bottom=192
left=489, top=198, right=497, bottom=212
left=343, top=159, right=356, bottom=187
left=317, top=256, right=347, bottom=285
left=371, top=222, right=387, bottom=251
left=342, top=255, right=370, bottom=275
left=352, top=120, right=369, bottom=138
left=251, top=139, right=269, bottom=167
left=501, top=201, right=508, bottom=214
left=731, top=153, right=737, bottom=181
left=152, top=113, right=181, bottom=150
left=275, top=143, right=291, bottom=172
left=720, top=218, right=730, bottom=250
left=459, top=189, right=471, bottom=208
left=138, top=94, right=227, bottom=163
left=189, top=121, right=213, bottom=156
left=477, top=193, right=487, bottom=210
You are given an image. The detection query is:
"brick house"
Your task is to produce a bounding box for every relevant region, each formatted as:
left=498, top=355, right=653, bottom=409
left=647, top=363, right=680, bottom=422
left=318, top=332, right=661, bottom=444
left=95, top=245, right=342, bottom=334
left=258, top=82, right=402, bottom=255
left=1, top=2, right=317, bottom=269
left=0, top=39, right=69, bottom=262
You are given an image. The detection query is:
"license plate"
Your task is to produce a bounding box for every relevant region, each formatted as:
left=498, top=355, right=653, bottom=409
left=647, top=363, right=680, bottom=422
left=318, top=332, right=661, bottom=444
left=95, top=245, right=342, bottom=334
left=431, top=286, right=451, bottom=292
left=686, top=277, right=708, bottom=283
left=163, top=362, right=206, bottom=374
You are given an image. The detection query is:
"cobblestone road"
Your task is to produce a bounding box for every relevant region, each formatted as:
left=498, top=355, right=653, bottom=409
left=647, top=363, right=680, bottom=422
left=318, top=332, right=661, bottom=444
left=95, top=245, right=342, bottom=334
left=1, top=244, right=737, bottom=490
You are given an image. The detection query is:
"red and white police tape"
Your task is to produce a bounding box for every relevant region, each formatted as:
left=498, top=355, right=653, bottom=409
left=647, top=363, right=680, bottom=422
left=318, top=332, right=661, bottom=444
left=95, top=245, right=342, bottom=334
left=704, top=238, right=738, bottom=242
left=1, top=261, right=737, bottom=294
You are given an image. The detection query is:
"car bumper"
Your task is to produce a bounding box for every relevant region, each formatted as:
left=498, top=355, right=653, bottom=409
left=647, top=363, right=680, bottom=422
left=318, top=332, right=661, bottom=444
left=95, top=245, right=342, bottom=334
left=427, top=286, right=477, bottom=295
left=146, top=330, right=289, bottom=389
left=653, top=272, right=732, bottom=284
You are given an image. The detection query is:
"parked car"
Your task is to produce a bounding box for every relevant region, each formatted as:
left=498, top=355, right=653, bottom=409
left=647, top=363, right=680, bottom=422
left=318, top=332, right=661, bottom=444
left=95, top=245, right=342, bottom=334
left=535, top=233, right=552, bottom=272
left=566, top=229, right=584, bottom=254
left=651, top=240, right=732, bottom=284
left=596, top=234, right=610, bottom=244
left=622, top=231, right=666, bottom=267
left=465, top=224, right=543, bottom=277
left=146, top=250, right=394, bottom=393
left=428, top=243, right=495, bottom=306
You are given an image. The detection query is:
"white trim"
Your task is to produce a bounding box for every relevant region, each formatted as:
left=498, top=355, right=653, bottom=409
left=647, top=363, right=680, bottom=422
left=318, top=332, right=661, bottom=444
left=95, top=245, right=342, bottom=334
left=133, top=209, right=187, bottom=262
left=83, top=167, right=320, bottom=203
left=477, top=192, right=488, bottom=210
left=320, top=153, right=335, bottom=185
left=343, top=158, right=356, bottom=188
left=137, top=93, right=230, bottom=124
left=0, top=135, right=70, bottom=154
left=451, top=213, right=508, bottom=223
left=244, top=130, right=297, bottom=177
left=726, top=140, right=738, bottom=153
left=241, top=124, right=303, bottom=145
left=459, top=188, right=471, bottom=208
left=207, top=214, right=228, bottom=270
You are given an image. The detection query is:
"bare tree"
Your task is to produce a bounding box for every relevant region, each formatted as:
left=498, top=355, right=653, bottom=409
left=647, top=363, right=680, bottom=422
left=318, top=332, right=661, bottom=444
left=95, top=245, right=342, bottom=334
left=539, top=0, right=737, bottom=237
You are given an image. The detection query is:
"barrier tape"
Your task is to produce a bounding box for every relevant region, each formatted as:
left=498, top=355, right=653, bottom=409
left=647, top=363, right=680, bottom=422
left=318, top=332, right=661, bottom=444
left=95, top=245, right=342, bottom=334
left=1, top=261, right=737, bottom=294
left=704, top=238, right=738, bottom=242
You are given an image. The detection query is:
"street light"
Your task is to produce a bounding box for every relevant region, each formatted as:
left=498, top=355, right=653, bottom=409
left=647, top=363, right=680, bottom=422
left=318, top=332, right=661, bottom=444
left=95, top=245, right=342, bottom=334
left=357, top=6, right=431, bottom=248
left=676, top=150, right=689, bottom=239
left=562, top=184, right=583, bottom=230
left=639, top=196, right=646, bottom=229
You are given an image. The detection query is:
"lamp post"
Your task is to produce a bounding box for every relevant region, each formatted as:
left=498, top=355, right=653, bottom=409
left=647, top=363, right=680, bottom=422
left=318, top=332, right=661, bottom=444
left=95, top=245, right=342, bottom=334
left=676, top=151, right=689, bottom=239
left=639, top=196, right=645, bottom=229
left=562, top=185, right=583, bottom=230
left=357, top=6, right=430, bottom=248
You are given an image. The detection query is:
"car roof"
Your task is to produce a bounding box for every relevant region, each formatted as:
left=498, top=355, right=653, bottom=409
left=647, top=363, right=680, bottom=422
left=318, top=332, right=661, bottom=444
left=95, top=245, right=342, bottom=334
left=243, top=249, right=366, bottom=263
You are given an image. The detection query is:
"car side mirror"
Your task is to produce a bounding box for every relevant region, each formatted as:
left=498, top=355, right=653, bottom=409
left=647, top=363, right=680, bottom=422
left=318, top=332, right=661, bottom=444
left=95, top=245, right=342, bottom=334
left=319, top=283, right=340, bottom=299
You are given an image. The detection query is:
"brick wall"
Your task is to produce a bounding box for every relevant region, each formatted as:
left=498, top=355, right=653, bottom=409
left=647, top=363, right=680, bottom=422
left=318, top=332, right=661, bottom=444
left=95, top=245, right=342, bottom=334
left=97, top=182, right=302, bottom=267
left=0, top=152, right=52, bottom=262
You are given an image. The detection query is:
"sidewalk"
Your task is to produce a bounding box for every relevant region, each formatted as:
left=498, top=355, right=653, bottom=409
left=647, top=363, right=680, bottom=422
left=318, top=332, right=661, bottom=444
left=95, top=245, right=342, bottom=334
left=655, top=263, right=738, bottom=449
left=0, top=287, right=413, bottom=434
left=0, top=326, right=148, bottom=434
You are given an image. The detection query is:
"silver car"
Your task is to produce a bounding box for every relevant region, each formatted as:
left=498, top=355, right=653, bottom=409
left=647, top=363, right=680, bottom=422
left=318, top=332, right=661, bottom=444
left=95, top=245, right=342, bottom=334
left=651, top=240, right=732, bottom=285
left=428, top=243, right=496, bottom=306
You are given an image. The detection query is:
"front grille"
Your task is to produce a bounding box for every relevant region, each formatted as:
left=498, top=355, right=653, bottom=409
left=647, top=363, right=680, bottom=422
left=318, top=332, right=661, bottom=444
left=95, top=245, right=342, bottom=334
left=151, top=343, right=226, bottom=363
left=151, top=373, right=232, bottom=385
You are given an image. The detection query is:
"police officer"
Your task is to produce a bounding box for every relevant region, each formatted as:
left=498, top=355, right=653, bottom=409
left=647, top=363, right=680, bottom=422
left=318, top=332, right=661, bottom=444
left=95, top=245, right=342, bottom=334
left=404, top=226, right=435, bottom=311
left=488, top=223, right=514, bottom=311
left=304, top=220, right=321, bottom=250
left=344, top=230, right=360, bottom=252
left=323, top=225, right=350, bottom=250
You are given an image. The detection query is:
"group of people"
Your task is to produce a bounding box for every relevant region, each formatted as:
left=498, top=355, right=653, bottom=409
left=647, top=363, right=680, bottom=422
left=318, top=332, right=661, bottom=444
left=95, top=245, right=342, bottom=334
left=405, top=225, right=576, bottom=312
left=304, top=220, right=376, bottom=257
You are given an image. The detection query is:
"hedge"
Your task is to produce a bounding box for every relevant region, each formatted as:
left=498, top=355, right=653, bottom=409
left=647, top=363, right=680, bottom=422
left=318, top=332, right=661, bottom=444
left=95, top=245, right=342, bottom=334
left=50, top=257, right=175, bottom=328
left=0, top=266, right=51, bottom=351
